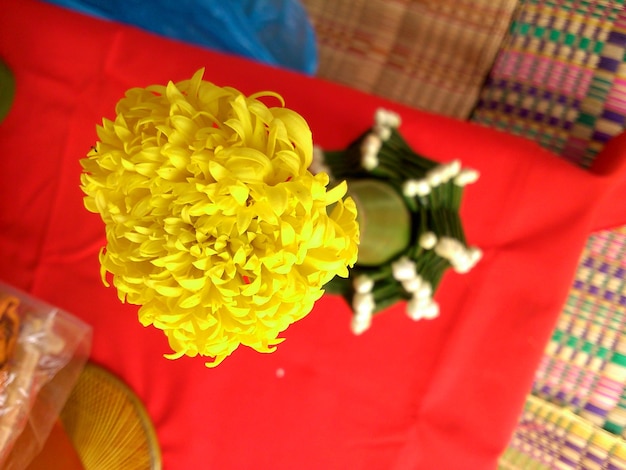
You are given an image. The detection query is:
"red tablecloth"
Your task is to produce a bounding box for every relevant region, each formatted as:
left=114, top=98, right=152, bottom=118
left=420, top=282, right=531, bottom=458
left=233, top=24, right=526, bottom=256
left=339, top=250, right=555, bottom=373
left=2, top=1, right=626, bottom=468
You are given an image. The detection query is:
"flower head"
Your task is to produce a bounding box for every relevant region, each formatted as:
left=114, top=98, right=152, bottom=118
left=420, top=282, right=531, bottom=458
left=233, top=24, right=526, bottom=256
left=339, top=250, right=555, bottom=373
left=80, top=69, right=359, bottom=367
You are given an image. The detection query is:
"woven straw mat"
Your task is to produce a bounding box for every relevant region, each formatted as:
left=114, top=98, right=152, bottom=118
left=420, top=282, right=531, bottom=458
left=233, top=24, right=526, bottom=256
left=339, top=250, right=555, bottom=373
left=301, top=0, right=518, bottom=118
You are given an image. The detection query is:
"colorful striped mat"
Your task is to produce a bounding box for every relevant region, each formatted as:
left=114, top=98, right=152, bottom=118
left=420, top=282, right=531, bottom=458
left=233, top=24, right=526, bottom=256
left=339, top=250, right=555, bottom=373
left=534, top=226, right=626, bottom=438
left=499, top=394, right=626, bottom=469
left=501, top=227, right=626, bottom=468
left=472, top=0, right=626, bottom=167
left=301, top=0, right=518, bottom=118
left=472, top=3, right=626, bottom=462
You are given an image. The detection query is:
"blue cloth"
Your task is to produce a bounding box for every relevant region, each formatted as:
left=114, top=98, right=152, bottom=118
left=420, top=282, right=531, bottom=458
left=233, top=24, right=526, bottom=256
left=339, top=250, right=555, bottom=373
left=43, top=0, right=318, bottom=74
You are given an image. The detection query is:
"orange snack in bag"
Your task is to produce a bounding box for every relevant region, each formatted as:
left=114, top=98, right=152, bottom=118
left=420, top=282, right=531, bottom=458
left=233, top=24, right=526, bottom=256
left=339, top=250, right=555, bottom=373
left=0, top=295, right=20, bottom=371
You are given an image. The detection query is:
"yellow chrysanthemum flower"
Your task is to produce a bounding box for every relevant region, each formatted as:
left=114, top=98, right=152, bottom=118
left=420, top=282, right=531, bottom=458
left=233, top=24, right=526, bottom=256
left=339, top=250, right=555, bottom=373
left=80, top=69, right=359, bottom=367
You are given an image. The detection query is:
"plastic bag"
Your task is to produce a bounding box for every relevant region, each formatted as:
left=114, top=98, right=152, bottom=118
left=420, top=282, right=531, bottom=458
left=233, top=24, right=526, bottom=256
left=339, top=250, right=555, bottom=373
left=0, top=281, right=92, bottom=470
left=42, top=0, right=319, bottom=74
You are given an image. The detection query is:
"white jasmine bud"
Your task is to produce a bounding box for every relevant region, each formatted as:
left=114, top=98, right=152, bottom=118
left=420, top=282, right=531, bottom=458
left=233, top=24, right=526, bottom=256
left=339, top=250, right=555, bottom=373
left=416, top=282, right=432, bottom=299
left=402, top=180, right=418, bottom=197
left=406, top=296, right=427, bottom=321
left=375, top=108, right=401, bottom=128
left=353, top=274, right=375, bottom=294
left=425, top=167, right=444, bottom=187
left=391, top=256, right=417, bottom=281
left=469, top=247, right=483, bottom=265
left=416, top=181, right=431, bottom=197
left=406, top=296, right=438, bottom=321
left=352, top=292, right=375, bottom=316
left=438, top=160, right=461, bottom=183
left=447, top=159, right=462, bottom=177
left=453, top=255, right=472, bottom=274
left=454, top=168, right=480, bottom=186
left=434, top=237, right=464, bottom=261
left=360, top=133, right=381, bottom=170
left=421, top=300, right=440, bottom=320
left=361, top=152, right=379, bottom=170
left=401, top=275, right=423, bottom=293
left=439, top=167, right=452, bottom=184
left=387, top=112, right=401, bottom=128
left=351, top=293, right=375, bottom=335
left=418, top=231, right=437, bottom=250
left=402, top=179, right=431, bottom=197
left=436, top=239, right=482, bottom=274
left=453, top=246, right=482, bottom=273
left=351, top=309, right=372, bottom=335
left=361, top=133, right=382, bottom=155
left=373, top=123, right=392, bottom=141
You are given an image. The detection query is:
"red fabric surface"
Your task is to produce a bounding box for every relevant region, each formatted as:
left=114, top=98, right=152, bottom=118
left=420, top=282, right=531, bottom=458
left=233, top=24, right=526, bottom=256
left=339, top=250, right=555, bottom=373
left=2, top=1, right=626, bottom=468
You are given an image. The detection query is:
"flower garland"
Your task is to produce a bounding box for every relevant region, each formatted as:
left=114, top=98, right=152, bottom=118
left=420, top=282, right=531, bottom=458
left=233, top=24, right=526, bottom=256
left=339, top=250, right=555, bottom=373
left=319, top=109, right=481, bottom=334
left=80, top=69, right=359, bottom=367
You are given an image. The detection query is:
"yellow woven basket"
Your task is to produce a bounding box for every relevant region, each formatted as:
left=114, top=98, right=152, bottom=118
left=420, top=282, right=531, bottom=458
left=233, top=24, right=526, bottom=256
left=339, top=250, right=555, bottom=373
left=60, top=363, right=161, bottom=470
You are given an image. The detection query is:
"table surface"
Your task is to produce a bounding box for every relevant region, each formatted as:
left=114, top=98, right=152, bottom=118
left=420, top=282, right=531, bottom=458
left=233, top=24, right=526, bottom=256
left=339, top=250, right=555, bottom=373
left=2, top=1, right=626, bottom=469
